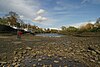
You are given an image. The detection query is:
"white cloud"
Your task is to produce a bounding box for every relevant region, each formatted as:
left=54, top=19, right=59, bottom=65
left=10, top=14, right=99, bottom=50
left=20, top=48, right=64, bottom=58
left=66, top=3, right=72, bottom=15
left=36, top=9, right=45, bottom=15
left=0, top=0, right=40, bottom=19
left=33, top=16, right=47, bottom=22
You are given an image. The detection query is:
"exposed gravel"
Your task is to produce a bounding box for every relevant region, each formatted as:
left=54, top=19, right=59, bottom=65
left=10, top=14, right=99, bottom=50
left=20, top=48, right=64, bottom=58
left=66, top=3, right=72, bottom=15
left=0, top=34, right=100, bottom=67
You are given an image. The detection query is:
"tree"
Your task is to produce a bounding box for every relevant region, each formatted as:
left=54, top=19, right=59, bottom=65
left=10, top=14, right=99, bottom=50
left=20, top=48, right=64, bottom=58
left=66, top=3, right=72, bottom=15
left=94, top=18, right=100, bottom=28
left=5, top=11, right=20, bottom=26
left=0, top=17, right=8, bottom=25
left=61, top=26, right=67, bottom=31
left=66, top=26, right=78, bottom=32
left=51, top=29, right=58, bottom=33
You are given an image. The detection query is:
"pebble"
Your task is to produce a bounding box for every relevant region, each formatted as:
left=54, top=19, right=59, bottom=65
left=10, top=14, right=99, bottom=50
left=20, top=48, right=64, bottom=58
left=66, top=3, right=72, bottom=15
left=91, top=51, right=96, bottom=55
left=12, top=63, right=17, bottom=66
left=14, top=51, right=17, bottom=55
left=64, top=65, right=68, bottom=67
left=26, top=47, right=32, bottom=50
left=38, top=59, right=42, bottom=61
left=49, top=64, right=52, bottom=67
left=54, top=60, right=59, bottom=63
left=15, top=64, right=20, bottom=67
left=98, top=61, right=100, bottom=64
left=33, top=64, right=36, bottom=67
left=90, top=59, right=95, bottom=62
left=23, top=50, right=27, bottom=54
left=48, top=54, right=52, bottom=57
left=14, top=57, right=18, bottom=62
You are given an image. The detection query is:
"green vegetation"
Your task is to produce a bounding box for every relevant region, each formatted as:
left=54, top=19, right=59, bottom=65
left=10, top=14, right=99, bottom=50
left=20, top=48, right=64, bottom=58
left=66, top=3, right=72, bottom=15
left=60, top=18, right=100, bottom=35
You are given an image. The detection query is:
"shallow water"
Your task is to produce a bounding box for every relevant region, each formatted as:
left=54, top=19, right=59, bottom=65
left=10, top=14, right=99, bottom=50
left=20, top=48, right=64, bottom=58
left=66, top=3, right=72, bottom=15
left=35, top=33, right=64, bottom=37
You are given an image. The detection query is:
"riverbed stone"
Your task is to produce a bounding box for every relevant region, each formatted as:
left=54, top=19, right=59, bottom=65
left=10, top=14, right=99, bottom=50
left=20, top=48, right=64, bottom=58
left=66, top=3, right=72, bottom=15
left=33, top=64, right=36, bottom=67
left=23, top=50, right=27, bottom=54
left=38, top=58, right=42, bottom=61
left=26, top=47, right=32, bottom=50
left=14, top=57, right=18, bottom=62
left=15, top=63, right=20, bottom=67
left=54, top=60, right=59, bottom=63
left=14, top=51, right=17, bottom=55
left=12, top=63, right=17, bottom=66
left=91, top=51, right=96, bottom=55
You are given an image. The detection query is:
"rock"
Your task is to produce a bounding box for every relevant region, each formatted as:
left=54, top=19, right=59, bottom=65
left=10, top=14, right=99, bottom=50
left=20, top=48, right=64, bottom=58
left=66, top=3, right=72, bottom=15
left=12, top=63, right=17, bottom=66
left=23, top=50, right=27, bottom=54
left=95, top=50, right=100, bottom=54
left=18, top=59, right=21, bottom=62
left=14, top=57, right=18, bottom=62
left=64, top=66, right=68, bottom=67
left=54, top=60, right=59, bottom=63
left=15, top=64, right=21, bottom=67
left=91, top=51, right=96, bottom=55
left=0, top=62, right=7, bottom=66
left=49, top=64, right=52, bottom=67
left=98, top=61, right=100, bottom=64
left=83, top=53, right=88, bottom=57
left=4, top=56, right=7, bottom=59
left=48, top=54, right=52, bottom=57
left=90, top=59, right=95, bottom=62
left=64, top=57, right=67, bottom=59
left=26, top=53, right=30, bottom=56
left=59, top=57, right=63, bottom=60
left=26, top=47, right=32, bottom=50
left=64, top=49, right=67, bottom=52
left=29, top=60, right=32, bottom=63
left=38, top=59, right=42, bottom=61
left=94, top=57, right=98, bottom=61
left=18, top=52, right=23, bottom=57
left=59, top=65, right=61, bottom=67
left=0, top=62, right=7, bottom=64
left=33, top=64, right=36, bottom=67
left=19, top=48, right=22, bottom=50
left=32, top=53, right=37, bottom=57
left=42, top=64, right=48, bottom=67
left=14, top=51, right=17, bottom=55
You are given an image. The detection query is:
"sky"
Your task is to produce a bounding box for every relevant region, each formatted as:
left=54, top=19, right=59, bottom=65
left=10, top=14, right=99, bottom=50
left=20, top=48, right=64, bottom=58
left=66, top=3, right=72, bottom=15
left=0, top=0, right=100, bottom=29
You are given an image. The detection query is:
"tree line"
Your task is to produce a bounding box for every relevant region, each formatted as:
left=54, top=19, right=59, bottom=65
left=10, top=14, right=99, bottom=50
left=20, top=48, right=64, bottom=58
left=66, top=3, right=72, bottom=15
left=0, top=11, right=100, bottom=34
left=0, top=11, right=59, bottom=33
left=60, top=18, right=100, bottom=35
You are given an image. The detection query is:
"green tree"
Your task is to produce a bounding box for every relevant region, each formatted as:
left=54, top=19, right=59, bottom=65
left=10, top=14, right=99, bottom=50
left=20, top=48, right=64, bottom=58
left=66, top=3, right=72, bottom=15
left=94, top=18, right=100, bottom=28
left=66, top=26, right=78, bottom=32
left=5, top=11, right=20, bottom=26
left=0, top=17, right=8, bottom=25
left=61, top=26, right=67, bottom=31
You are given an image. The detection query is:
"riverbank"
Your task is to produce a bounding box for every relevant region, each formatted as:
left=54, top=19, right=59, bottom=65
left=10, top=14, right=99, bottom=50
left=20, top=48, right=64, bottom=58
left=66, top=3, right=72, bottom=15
left=0, top=34, right=100, bottom=67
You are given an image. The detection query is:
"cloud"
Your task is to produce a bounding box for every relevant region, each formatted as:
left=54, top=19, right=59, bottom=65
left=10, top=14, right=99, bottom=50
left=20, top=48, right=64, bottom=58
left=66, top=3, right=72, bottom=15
left=0, top=0, right=40, bottom=19
left=33, top=16, right=47, bottom=22
left=36, top=9, right=45, bottom=15
left=54, top=1, right=80, bottom=11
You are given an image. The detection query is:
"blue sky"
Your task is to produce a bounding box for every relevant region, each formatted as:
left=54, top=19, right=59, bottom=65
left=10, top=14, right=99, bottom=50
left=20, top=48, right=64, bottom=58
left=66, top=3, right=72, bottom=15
left=0, top=0, right=100, bottom=29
